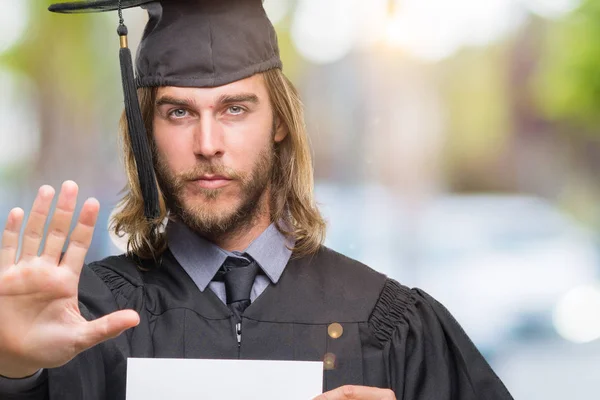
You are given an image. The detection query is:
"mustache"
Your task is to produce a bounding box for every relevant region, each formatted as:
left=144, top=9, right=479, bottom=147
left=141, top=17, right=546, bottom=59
left=176, top=163, right=242, bottom=182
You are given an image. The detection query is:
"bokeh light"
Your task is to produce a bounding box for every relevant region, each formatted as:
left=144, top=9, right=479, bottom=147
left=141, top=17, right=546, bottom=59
left=290, top=0, right=580, bottom=64
left=263, top=0, right=293, bottom=25
left=526, top=0, right=581, bottom=19
left=0, top=68, right=40, bottom=168
left=553, top=285, right=600, bottom=343
left=291, top=0, right=357, bottom=64
left=0, top=1, right=29, bottom=54
left=385, top=0, right=525, bottom=61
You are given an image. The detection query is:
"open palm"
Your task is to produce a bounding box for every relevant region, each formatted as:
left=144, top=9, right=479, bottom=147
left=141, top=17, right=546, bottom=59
left=0, top=181, right=139, bottom=378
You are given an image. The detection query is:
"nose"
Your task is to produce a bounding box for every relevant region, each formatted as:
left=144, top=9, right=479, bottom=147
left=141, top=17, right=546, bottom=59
left=192, top=114, right=225, bottom=159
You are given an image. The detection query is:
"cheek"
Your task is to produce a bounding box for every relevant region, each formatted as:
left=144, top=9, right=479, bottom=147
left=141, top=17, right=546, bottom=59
left=225, top=118, right=273, bottom=168
left=153, top=120, right=195, bottom=171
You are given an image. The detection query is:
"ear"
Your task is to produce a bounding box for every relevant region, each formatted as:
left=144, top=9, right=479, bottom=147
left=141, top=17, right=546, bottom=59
left=273, top=116, right=288, bottom=143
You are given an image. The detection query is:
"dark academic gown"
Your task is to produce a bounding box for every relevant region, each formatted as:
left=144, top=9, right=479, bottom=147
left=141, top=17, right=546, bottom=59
left=9, top=246, right=513, bottom=400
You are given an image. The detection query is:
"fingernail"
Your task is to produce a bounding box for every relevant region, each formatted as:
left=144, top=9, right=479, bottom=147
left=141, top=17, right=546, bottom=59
left=10, top=207, right=24, bottom=216
left=62, top=180, right=78, bottom=190
left=39, top=185, right=55, bottom=198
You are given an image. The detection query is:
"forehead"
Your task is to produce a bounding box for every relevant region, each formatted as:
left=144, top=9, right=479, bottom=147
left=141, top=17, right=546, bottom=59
left=155, top=73, right=268, bottom=101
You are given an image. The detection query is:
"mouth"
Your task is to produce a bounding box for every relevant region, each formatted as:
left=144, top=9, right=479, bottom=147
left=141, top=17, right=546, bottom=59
left=191, top=175, right=233, bottom=190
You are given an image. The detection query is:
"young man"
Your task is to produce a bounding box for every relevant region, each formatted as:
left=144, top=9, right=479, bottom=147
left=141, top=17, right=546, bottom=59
left=0, top=1, right=513, bottom=399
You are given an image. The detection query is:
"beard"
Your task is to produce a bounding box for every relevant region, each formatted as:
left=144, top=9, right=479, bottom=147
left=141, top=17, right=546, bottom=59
left=155, top=144, right=274, bottom=239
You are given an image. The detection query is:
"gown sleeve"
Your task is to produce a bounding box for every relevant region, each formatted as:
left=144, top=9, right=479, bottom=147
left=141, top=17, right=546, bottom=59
left=0, top=370, right=48, bottom=400
left=371, top=279, right=514, bottom=400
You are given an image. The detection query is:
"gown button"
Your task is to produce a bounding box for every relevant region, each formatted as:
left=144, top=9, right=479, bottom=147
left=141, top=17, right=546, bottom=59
left=328, top=323, right=343, bottom=339
left=323, top=353, right=336, bottom=370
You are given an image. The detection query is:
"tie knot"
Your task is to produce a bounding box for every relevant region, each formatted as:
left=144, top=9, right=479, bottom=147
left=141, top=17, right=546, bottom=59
left=222, top=255, right=252, bottom=269
left=218, top=256, right=259, bottom=306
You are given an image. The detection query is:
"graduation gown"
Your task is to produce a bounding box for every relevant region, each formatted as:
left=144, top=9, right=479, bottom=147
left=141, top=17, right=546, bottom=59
left=9, top=246, right=513, bottom=400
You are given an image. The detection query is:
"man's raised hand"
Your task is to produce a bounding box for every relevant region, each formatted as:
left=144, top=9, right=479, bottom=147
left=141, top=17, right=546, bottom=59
left=0, top=181, right=139, bottom=378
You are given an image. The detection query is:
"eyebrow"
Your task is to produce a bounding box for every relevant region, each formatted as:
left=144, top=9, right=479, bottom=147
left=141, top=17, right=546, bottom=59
left=216, top=93, right=260, bottom=105
left=155, top=96, right=195, bottom=108
left=155, top=93, right=260, bottom=109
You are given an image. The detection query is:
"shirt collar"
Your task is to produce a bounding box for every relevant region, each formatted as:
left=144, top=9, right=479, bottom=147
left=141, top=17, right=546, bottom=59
left=244, top=223, right=292, bottom=284
left=166, top=220, right=293, bottom=291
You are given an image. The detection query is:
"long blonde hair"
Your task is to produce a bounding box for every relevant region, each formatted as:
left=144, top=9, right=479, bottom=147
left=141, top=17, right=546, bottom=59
left=111, top=69, right=326, bottom=259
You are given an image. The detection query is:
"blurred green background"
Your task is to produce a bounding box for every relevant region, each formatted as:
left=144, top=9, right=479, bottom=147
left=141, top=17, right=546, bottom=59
left=2, top=0, right=600, bottom=397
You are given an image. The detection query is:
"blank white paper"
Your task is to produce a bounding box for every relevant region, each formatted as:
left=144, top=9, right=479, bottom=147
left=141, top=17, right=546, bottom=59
left=126, top=358, right=323, bottom=400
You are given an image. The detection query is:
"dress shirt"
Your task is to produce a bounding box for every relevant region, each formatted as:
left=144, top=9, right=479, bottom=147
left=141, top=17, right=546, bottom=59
left=166, top=220, right=293, bottom=303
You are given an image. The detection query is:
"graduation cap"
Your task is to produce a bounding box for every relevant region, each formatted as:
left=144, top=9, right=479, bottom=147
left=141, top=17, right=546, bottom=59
left=48, top=0, right=283, bottom=220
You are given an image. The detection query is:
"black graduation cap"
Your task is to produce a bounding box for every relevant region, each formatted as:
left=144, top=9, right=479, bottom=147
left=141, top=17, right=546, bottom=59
left=48, top=0, right=283, bottom=219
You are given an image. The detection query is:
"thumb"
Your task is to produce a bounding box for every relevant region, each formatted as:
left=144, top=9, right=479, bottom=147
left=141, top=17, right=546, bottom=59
left=75, top=310, right=140, bottom=352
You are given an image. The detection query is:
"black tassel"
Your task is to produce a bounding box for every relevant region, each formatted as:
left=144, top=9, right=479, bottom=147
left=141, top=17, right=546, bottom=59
left=117, top=23, right=160, bottom=220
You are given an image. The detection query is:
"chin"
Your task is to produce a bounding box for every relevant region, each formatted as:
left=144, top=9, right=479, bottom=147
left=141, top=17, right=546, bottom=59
left=185, top=185, right=225, bottom=200
left=183, top=198, right=241, bottom=222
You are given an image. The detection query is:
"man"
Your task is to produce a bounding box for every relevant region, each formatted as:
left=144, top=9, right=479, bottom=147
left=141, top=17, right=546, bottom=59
left=0, top=0, right=513, bottom=399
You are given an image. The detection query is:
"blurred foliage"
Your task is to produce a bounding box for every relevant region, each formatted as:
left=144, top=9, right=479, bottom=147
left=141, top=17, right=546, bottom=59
left=436, top=43, right=513, bottom=191
left=0, top=1, right=122, bottom=185
left=533, top=0, right=600, bottom=132
left=439, top=45, right=512, bottom=162
left=0, top=0, right=104, bottom=102
left=273, top=16, right=306, bottom=82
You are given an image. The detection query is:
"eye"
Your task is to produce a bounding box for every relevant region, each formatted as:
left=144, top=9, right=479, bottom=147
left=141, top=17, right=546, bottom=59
left=169, top=108, right=188, bottom=119
left=227, top=106, right=245, bottom=115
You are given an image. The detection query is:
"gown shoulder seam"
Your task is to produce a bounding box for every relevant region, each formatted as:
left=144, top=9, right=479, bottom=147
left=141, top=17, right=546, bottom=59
left=368, top=278, right=415, bottom=344
left=87, top=257, right=144, bottom=307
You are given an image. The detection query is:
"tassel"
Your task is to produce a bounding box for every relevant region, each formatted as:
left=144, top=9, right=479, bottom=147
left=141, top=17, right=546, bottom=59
left=117, top=22, right=160, bottom=220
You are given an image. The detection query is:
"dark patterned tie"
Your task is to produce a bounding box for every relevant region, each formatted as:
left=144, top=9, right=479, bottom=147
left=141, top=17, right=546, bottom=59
left=216, top=256, right=259, bottom=323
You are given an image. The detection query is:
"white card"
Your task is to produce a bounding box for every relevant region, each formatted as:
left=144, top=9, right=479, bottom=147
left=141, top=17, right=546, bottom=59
left=126, top=358, right=324, bottom=400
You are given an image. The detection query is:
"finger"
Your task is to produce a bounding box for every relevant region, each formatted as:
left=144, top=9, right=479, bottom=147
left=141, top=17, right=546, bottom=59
left=41, top=181, right=79, bottom=264
left=74, top=310, right=140, bottom=353
left=19, top=186, right=55, bottom=262
left=59, top=198, right=99, bottom=274
left=314, top=386, right=396, bottom=400
left=1, top=208, right=25, bottom=271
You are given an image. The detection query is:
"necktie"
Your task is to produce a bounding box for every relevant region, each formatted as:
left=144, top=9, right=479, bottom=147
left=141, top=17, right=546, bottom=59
left=216, top=256, right=260, bottom=323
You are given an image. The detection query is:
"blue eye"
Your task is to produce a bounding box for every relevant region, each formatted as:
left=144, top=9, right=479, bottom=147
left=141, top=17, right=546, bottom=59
left=228, top=106, right=244, bottom=115
left=170, top=109, right=188, bottom=118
